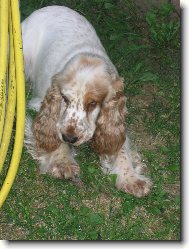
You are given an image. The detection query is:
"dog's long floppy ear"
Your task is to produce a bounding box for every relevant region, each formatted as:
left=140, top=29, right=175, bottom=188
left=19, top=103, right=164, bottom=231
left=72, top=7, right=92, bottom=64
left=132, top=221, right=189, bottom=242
left=32, top=84, right=62, bottom=153
left=92, top=76, right=127, bottom=155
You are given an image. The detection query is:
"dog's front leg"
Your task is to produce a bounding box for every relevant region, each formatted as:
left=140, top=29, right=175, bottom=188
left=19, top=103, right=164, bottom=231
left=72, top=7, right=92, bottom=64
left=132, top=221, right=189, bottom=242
left=39, top=143, right=80, bottom=182
left=99, top=137, right=152, bottom=197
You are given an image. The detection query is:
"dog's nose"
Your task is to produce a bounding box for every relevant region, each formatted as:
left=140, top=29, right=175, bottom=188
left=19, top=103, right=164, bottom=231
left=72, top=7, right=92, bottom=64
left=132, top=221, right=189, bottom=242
left=62, top=134, right=78, bottom=144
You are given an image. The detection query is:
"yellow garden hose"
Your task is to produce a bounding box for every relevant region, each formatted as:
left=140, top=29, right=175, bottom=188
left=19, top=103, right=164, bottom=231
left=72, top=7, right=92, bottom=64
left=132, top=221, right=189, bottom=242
left=0, top=0, right=16, bottom=173
left=0, top=0, right=9, bottom=143
left=0, top=0, right=25, bottom=208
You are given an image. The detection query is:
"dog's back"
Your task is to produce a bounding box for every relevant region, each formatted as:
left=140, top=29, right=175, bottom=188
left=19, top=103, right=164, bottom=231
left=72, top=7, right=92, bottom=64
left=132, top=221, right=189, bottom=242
left=21, top=6, right=108, bottom=101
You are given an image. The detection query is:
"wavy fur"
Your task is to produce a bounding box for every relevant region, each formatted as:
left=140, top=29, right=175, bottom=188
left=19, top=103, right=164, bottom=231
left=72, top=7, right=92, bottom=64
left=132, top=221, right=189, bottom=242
left=23, top=6, right=152, bottom=197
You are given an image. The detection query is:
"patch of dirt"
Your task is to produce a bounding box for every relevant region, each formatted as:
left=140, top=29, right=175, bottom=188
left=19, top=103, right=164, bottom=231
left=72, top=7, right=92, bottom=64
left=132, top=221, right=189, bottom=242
left=128, top=123, right=166, bottom=152
left=129, top=206, right=150, bottom=220
left=82, top=193, right=122, bottom=217
left=0, top=223, right=28, bottom=240
left=132, top=84, right=159, bottom=108
left=163, top=183, right=180, bottom=196
left=127, top=84, right=167, bottom=152
left=129, top=206, right=164, bottom=237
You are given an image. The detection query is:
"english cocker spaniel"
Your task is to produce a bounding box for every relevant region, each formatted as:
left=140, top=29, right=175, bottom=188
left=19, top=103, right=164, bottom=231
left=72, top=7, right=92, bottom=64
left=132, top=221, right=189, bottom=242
left=22, top=6, right=152, bottom=197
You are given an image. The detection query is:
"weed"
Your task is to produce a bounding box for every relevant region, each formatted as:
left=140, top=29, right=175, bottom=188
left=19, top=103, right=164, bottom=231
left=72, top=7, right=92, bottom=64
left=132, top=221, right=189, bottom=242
left=146, top=3, right=180, bottom=49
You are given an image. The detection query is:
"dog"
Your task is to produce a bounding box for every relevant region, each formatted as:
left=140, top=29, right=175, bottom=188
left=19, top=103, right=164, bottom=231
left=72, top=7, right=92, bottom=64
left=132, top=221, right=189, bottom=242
left=22, top=6, right=152, bottom=197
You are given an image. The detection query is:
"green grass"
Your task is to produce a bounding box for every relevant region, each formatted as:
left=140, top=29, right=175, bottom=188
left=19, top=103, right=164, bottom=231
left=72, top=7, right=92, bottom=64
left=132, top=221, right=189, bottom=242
left=0, top=0, right=180, bottom=240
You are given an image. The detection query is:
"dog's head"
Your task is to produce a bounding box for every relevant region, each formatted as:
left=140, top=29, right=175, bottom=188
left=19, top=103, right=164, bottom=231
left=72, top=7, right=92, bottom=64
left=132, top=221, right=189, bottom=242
left=32, top=55, right=127, bottom=155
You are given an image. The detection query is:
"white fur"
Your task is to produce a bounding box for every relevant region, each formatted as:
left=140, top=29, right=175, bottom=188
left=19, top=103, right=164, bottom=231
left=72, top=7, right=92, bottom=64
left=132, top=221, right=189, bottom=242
left=22, top=6, right=152, bottom=197
left=22, top=5, right=117, bottom=106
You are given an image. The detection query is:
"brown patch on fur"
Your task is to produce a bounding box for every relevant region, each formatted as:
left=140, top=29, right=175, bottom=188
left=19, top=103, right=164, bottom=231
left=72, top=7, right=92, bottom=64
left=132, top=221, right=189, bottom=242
left=92, top=77, right=127, bottom=155
left=84, top=88, right=108, bottom=112
left=66, top=125, right=76, bottom=137
left=32, top=85, right=62, bottom=153
left=53, top=55, right=104, bottom=85
left=79, top=55, right=102, bottom=68
left=83, top=74, right=110, bottom=111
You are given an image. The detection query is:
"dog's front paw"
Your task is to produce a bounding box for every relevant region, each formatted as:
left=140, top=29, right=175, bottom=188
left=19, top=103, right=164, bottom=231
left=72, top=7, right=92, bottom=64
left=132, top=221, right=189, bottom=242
left=50, top=163, right=80, bottom=180
left=116, top=174, right=152, bottom=197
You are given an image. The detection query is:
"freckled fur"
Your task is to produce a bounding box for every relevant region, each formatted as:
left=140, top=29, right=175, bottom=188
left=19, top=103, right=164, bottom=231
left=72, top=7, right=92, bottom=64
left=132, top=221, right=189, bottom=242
left=23, top=6, right=152, bottom=197
left=91, top=77, right=127, bottom=155
left=32, top=85, right=62, bottom=153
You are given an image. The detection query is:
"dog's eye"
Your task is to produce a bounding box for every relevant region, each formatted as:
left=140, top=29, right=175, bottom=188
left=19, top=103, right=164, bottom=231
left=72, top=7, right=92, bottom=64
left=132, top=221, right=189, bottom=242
left=61, top=93, right=69, bottom=104
left=88, top=100, right=97, bottom=110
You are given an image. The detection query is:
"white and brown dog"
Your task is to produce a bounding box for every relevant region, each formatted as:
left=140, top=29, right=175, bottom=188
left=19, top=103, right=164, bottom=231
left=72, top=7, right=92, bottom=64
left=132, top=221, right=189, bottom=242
left=22, top=6, right=152, bottom=197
